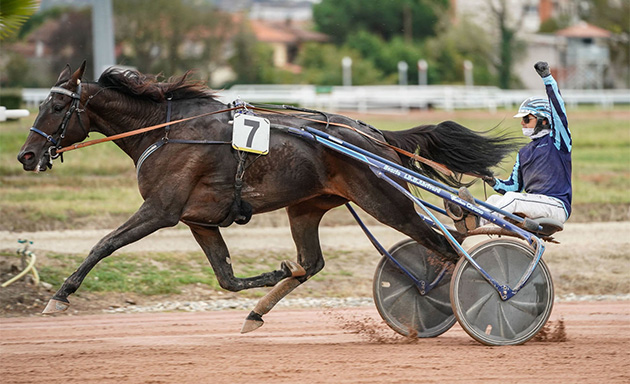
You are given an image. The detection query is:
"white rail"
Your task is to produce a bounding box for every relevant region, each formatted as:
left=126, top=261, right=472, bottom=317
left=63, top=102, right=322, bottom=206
left=23, top=85, right=630, bottom=112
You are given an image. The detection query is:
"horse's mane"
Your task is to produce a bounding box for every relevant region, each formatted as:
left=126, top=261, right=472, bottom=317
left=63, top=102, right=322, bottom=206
left=97, top=67, right=217, bottom=102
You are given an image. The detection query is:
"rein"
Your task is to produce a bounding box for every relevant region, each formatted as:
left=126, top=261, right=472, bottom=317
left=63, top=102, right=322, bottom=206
left=56, top=105, right=241, bottom=154
left=53, top=97, right=456, bottom=178
left=249, top=105, right=455, bottom=177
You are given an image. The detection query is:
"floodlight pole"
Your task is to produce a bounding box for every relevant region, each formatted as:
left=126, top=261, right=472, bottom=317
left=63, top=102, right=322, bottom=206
left=398, top=61, right=408, bottom=86
left=418, top=60, right=428, bottom=86
left=464, top=60, right=473, bottom=87
left=91, top=0, right=116, bottom=79
left=342, top=57, right=352, bottom=87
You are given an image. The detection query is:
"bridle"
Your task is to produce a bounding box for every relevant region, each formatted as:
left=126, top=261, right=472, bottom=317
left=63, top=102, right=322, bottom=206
left=29, top=83, right=86, bottom=161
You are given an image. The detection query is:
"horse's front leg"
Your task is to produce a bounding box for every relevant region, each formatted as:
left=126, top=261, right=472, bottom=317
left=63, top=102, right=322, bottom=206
left=189, top=225, right=304, bottom=292
left=43, top=201, right=180, bottom=313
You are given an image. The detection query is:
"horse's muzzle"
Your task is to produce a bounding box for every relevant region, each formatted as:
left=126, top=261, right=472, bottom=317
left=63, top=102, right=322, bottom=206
left=17, top=149, right=51, bottom=172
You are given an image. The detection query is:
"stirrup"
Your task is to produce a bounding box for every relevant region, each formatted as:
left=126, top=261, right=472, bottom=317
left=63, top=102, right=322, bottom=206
left=444, top=199, right=464, bottom=220
left=458, top=187, right=479, bottom=231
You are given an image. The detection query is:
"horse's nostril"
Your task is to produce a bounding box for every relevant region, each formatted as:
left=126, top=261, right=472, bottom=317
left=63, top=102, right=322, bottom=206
left=23, top=152, right=34, bottom=161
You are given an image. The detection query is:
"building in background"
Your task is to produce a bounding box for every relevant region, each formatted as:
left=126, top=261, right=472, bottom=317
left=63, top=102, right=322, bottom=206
left=451, top=0, right=615, bottom=89
left=557, top=22, right=611, bottom=89
left=250, top=20, right=327, bottom=71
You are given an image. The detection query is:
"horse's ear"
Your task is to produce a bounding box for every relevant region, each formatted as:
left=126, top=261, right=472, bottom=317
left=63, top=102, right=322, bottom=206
left=70, top=60, right=87, bottom=86
left=57, top=64, right=72, bottom=85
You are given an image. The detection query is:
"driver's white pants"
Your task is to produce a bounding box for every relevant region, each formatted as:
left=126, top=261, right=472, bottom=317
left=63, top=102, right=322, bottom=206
left=483, top=191, right=567, bottom=224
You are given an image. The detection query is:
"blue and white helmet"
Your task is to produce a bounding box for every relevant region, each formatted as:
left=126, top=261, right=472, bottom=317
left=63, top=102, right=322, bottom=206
left=513, top=97, right=551, bottom=121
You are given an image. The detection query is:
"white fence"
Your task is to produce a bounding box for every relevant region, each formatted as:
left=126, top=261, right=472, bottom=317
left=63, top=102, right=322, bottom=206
left=219, top=85, right=630, bottom=112
left=23, top=85, right=630, bottom=112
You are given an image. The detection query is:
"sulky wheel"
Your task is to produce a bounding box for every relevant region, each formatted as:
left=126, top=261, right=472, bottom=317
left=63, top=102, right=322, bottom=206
left=450, top=238, right=554, bottom=346
left=373, top=239, right=456, bottom=338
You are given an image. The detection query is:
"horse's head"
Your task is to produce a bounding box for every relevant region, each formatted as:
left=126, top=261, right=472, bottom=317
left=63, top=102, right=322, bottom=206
left=17, top=61, right=90, bottom=171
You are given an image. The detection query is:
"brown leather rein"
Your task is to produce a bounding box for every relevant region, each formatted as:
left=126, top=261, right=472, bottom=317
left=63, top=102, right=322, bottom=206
left=55, top=104, right=455, bottom=177
left=56, top=106, right=242, bottom=154
left=251, top=106, right=455, bottom=177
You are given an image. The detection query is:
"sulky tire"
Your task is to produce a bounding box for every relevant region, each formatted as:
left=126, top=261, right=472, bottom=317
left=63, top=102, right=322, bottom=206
left=373, top=239, right=456, bottom=338
left=450, top=238, right=554, bottom=346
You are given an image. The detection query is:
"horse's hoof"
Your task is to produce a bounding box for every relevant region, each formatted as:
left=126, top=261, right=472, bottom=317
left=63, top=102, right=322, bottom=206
left=42, top=298, right=70, bottom=314
left=241, top=311, right=264, bottom=333
left=282, top=260, right=306, bottom=277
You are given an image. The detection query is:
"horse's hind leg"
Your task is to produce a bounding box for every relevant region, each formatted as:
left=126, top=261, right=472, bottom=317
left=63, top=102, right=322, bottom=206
left=242, top=199, right=331, bottom=333
left=190, top=226, right=303, bottom=292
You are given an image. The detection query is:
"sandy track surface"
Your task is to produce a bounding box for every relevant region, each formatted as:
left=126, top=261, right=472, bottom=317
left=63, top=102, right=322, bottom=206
left=1, top=302, right=629, bottom=384
left=1, top=221, right=629, bottom=255
left=1, top=222, right=629, bottom=383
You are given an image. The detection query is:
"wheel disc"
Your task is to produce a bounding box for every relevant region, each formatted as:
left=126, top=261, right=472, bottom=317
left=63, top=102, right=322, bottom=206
left=450, top=238, right=554, bottom=345
left=373, top=239, right=456, bottom=338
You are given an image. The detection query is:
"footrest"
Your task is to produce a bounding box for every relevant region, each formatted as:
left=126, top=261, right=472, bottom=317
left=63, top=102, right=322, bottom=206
left=532, top=217, right=563, bottom=236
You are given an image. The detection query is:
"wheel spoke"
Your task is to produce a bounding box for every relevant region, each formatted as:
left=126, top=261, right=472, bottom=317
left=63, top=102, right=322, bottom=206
left=505, top=299, right=545, bottom=316
left=498, top=304, right=517, bottom=339
left=412, top=297, right=426, bottom=331
left=463, top=291, right=495, bottom=322
left=424, top=293, right=454, bottom=316
left=491, top=246, right=509, bottom=283
left=380, top=284, right=414, bottom=308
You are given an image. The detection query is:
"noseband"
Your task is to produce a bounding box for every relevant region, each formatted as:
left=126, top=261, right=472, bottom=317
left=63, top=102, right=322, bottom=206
left=30, top=84, right=85, bottom=160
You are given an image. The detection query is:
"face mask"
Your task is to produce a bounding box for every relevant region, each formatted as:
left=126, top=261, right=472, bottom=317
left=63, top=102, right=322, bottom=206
left=523, top=128, right=551, bottom=139
left=522, top=128, right=535, bottom=137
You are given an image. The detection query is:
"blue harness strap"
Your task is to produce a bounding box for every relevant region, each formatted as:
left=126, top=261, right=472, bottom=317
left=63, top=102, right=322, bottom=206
left=30, top=127, right=59, bottom=146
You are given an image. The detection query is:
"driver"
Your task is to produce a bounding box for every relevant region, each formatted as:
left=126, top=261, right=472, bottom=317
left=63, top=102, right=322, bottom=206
left=481, top=61, right=572, bottom=225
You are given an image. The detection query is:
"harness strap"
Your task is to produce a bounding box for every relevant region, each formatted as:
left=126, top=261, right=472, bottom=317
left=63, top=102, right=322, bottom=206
left=50, top=86, right=80, bottom=99
left=136, top=140, right=165, bottom=178
left=30, top=127, right=59, bottom=146
left=164, top=98, right=172, bottom=138
left=219, top=150, right=252, bottom=227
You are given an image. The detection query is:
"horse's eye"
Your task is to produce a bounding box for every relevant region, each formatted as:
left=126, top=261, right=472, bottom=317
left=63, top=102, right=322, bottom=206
left=53, top=104, right=64, bottom=112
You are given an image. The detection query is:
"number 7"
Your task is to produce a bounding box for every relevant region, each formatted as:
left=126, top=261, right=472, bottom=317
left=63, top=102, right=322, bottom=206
left=244, top=118, right=260, bottom=147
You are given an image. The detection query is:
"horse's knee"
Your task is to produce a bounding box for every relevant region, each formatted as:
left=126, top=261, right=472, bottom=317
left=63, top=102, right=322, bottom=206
left=216, top=276, right=244, bottom=292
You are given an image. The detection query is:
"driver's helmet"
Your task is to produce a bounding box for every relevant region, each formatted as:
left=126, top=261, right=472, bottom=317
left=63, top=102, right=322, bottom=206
left=513, top=97, right=551, bottom=121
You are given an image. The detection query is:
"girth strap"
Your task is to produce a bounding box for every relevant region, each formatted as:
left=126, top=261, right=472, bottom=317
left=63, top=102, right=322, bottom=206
left=218, top=150, right=253, bottom=227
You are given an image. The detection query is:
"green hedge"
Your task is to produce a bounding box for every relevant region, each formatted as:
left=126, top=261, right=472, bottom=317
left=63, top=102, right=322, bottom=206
left=0, top=89, right=22, bottom=109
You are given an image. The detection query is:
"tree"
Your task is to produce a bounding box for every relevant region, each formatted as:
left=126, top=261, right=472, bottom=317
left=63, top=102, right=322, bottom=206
left=425, top=17, right=496, bottom=85
left=47, top=9, right=94, bottom=80
left=113, top=0, right=231, bottom=77
left=312, top=0, right=448, bottom=45
left=298, top=43, right=386, bottom=86
left=0, top=0, right=39, bottom=40
left=346, top=31, right=425, bottom=84
left=227, top=20, right=283, bottom=85
left=1, top=6, right=93, bottom=87
left=488, top=0, right=524, bottom=89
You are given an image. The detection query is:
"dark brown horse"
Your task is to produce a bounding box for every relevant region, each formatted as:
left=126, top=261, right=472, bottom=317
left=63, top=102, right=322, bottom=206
left=18, top=62, right=518, bottom=330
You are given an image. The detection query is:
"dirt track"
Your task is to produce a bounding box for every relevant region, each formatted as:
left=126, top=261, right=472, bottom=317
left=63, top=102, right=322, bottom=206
left=1, top=302, right=629, bottom=384
left=1, top=221, right=629, bottom=383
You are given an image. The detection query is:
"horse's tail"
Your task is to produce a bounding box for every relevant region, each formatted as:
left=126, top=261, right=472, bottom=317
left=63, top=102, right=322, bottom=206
left=382, top=120, right=521, bottom=188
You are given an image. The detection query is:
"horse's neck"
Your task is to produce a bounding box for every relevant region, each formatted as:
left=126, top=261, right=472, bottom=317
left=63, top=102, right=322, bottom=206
left=86, top=88, right=168, bottom=159
left=85, top=87, right=230, bottom=161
